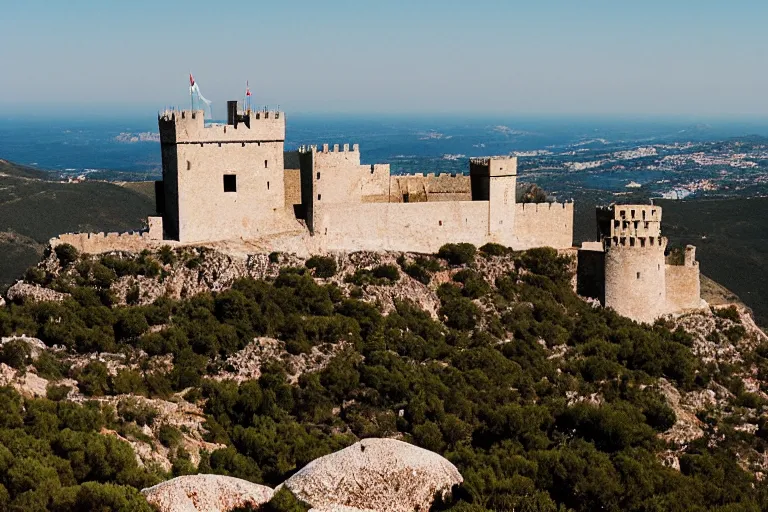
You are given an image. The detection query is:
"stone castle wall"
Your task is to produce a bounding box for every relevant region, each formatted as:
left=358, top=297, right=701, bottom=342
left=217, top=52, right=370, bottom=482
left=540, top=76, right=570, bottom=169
left=665, top=264, right=702, bottom=312
left=311, top=201, right=492, bottom=253
left=514, top=202, right=575, bottom=250
left=388, top=174, right=471, bottom=203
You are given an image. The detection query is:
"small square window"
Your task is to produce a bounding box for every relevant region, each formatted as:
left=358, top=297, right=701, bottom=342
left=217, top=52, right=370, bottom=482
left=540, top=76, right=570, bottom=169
left=223, top=174, right=237, bottom=192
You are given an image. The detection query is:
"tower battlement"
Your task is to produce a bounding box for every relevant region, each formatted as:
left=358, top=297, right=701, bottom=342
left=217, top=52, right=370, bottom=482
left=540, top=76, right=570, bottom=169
left=298, top=143, right=360, bottom=154
left=469, top=156, right=518, bottom=176
left=158, top=107, right=285, bottom=144
left=578, top=203, right=702, bottom=323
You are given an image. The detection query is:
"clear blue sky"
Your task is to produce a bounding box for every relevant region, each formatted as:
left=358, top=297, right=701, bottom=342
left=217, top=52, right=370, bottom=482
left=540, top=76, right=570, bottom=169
left=2, top=0, right=766, bottom=116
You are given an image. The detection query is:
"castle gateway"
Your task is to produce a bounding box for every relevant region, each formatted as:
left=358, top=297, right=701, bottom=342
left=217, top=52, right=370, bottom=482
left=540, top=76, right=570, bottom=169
left=155, top=102, right=574, bottom=253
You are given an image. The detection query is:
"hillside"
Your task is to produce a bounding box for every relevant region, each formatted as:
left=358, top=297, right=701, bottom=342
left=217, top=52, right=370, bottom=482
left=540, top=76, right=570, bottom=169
left=1, top=243, right=768, bottom=510
left=0, top=159, right=154, bottom=291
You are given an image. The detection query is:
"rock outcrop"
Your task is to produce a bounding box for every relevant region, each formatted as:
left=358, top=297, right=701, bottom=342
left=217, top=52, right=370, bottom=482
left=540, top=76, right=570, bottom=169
left=6, top=281, right=69, bottom=303
left=141, top=474, right=273, bottom=512
left=282, top=438, right=462, bottom=512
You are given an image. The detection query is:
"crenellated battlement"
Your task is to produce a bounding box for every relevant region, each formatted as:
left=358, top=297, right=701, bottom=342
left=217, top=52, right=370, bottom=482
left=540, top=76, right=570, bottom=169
left=298, top=143, right=360, bottom=154
left=517, top=201, right=573, bottom=211
left=159, top=108, right=285, bottom=144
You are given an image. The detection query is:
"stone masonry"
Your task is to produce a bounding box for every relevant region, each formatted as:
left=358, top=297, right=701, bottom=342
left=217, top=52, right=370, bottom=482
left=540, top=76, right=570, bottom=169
left=148, top=103, right=574, bottom=253
left=577, top=204, right=703, bottom=323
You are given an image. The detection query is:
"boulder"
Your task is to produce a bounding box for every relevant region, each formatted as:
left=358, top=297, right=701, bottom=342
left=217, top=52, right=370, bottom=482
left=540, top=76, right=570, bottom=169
left=142, top=474, right=273, bottom=512
left=6, top=282, right=69, bottom=303
left=282, top=438, right=462, bottom=512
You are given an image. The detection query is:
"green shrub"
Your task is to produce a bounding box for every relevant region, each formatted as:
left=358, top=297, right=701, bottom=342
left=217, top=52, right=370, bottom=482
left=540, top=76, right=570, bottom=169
left=479, top=242, right=508, bottom=257
left=34, top=351, right=67, bottom=380
left=117, top=398, right=158, bottom=426
left=305, top=255, right=337, bottom=278
left=54, top=244, right=80, bottom=267
left=159, top=245, right=176, bottom=266
left=126, top=284, right=140, bottom=306
left=714, top=306, right=741, bottom=323
left=345, top=264, right=400, bottom=286
left=255, top=487, right=310, bottom=512
left=439, top=297, right=480, bottom=330
left=46, top=383, right=71, bottom=401
left=372, top=264, right=400, bottom=282
left=76, top=362, right=110, bottom=397
left=437, top=243, right=477, bottom=265
left=0, top=340, right=31, bottom=370
left=158, top=424, right=183, bottom=448
left=111, top=369, right=147, bottom=396
left=24, top=267, right=47, bottom=285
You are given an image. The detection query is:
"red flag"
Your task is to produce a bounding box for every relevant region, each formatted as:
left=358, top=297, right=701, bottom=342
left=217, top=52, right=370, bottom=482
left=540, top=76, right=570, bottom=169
left=189, top=73, right=195, bottom=87
left=246, top=80, right=251, bottom=97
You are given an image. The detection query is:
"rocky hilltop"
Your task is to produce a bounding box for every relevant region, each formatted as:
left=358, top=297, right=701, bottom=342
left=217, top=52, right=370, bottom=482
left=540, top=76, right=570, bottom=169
left=2, top=242, right=768, bottom=510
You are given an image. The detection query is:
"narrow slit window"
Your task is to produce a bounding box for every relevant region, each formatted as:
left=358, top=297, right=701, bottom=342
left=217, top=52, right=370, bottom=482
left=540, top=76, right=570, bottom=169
left=637, top=272, right=641, bottom=279
left=317, top=194, right=321, bottom=201
left=223, top=174, right=237, bottom=192
left=264, top=159, right=268, bottom=168
left=316, top=172, right=320, bottom=180
left=267, top=181, right=270, bottom=190
left=186, top=161, right=191, bottom=170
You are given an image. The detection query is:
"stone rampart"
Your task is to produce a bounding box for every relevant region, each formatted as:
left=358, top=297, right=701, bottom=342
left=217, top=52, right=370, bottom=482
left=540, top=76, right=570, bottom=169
left=665, top=264, right=701, bottom=312
left=51, top=231, right=161, bottom=254
left=389, top=174, right=471, bottom=203
left=313, top=201, right=492, bottom=253
left=514, top=202, right=574, bottom=249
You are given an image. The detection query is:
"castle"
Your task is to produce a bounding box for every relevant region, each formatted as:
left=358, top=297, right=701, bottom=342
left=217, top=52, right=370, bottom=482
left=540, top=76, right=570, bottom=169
left=577, top=204, right=703, bottom=323
left=151, top=102, right=573, bottom=253
left=49, top=100, right=704, bottom=324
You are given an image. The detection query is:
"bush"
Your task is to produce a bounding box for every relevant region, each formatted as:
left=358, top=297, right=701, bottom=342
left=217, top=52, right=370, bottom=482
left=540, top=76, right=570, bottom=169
left=439, top=297, right=480, bottom=330
left=437, top=243, right=476, bottom=266
left=345, top=264, right=400, bottom=287
left=396, top=256, right=437, bottom=285
left=0, top=340, right=31, bottom=370
left=76, top=362, right=110, bottom=396
left=126, top=284, right=141, bottom=306
left=158, top=424, right=183, bottom=448
left=479, top=242, right=508, bottom=257
left=372, top=264, right=400, bottom=282
left=117, top=398, right=159, bottom=426
left=54, top=244, right=80, bottom=267
left=714, top=306, right=741, bottom=323
left=305, top=256, right=337, bottom=278
left=159, top=245, right=176, bottom=266
left=24, top=267, right=47, bottom=285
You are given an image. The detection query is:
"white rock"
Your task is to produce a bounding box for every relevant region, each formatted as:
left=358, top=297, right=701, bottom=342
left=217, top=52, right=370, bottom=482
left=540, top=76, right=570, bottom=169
left=282, top=438, right=462, bottom=512
left=142, top=474, right=274, bottom=512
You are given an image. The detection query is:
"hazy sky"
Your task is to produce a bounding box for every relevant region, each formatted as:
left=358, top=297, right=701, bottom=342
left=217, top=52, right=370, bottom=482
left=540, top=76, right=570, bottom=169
left=2, top=0, right=766, bottom=116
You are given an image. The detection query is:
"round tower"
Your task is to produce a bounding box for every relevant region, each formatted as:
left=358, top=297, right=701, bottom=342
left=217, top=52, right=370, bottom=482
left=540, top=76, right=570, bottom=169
left=602, top=205, right=667, bottom=323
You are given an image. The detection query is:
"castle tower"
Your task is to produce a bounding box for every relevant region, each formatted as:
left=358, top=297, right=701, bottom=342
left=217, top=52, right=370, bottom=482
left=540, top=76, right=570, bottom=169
left=157, top=104, right=286, bottom=242
left=601, top=205, right=667, bottom=323
left=469, top=156, right=517, bottom=243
